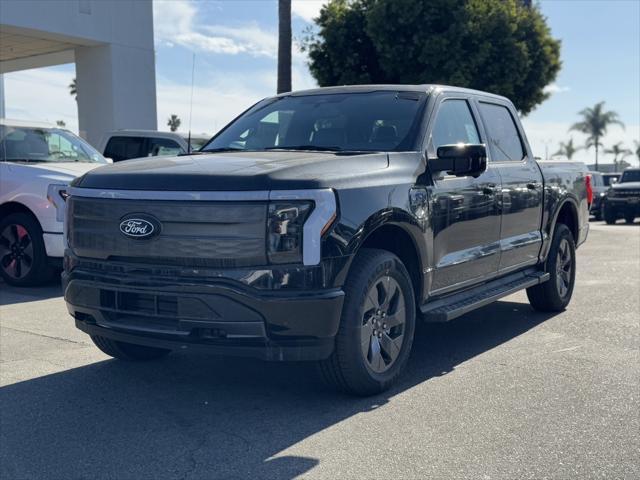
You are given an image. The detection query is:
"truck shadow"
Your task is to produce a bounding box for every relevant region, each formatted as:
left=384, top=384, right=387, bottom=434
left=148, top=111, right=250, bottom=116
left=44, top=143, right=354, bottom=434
left=0, top=278, right=63, bottom=306
left=0, top=300, right=555, bottom=479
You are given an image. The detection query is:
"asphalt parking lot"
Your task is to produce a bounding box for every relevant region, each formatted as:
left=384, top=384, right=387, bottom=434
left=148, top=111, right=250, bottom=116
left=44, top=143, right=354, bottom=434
left=1, top=221, right=638, bottom=480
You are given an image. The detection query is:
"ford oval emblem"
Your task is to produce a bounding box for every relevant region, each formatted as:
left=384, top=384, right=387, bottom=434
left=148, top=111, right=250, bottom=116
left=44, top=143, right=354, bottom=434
left=119, top=215, right=160, bottom=239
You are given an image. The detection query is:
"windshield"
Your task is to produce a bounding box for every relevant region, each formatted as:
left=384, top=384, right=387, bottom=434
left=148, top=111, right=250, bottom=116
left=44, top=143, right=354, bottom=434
left=202, top=91, right=428, bottom=153
left=620, top=170, right=640, bottom=183
left=0, top=125, right=107, bottom=164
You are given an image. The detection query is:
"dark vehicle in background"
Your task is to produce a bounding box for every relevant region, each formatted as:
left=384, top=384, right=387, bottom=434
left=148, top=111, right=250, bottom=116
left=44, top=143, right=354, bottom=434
left=98, top=130, right=209, bottom=162
left=588, top=171, right=608, bottom=220
left=602, top=173, right=621, bottom=187
left=603, top=168, right=640, bottom=224
left=63, top=85, right=590, bottom=395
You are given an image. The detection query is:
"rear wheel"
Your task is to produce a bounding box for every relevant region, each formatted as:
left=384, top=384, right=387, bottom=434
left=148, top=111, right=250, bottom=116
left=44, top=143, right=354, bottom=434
left=318, top=249, right=416, bottom=396
left=527, top=223, right=576, bottom=312
left=91, top=335, right=171, bottom=361
left=0, top=213, right=53, bottom=286
left=624, top=213, right=635, bottom=224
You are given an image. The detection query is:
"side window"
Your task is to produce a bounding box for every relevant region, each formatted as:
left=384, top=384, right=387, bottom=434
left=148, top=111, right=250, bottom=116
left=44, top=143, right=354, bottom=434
left=104, top=136, right=145, bottom=162
left=148, top=138, right=183, bottom=157
left=479, top=103, right=525, bottom=161
left=430, top=99, right=480, bottom=150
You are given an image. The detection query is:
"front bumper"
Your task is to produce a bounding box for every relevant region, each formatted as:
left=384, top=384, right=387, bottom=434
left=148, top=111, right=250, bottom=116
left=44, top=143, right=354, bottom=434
left=605, top=197, right=640, bottom=215
left=63, top=266, right=345, bottom=361
left=43, top=232, right=64, bottom=258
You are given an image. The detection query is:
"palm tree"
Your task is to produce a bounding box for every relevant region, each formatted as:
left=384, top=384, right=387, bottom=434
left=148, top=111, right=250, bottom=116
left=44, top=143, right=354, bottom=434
left=277, top=0, right=292, bottom=94
left=570, top=101, right=624, bottom=171
left=604, top=142, right=632, bottom=172
left=553, top=138, right=581, bottom=160
left=634, top=140, right=640, bottom=164
left=69, top=78, right=77, bottom=101
left=167, top=114, right=181, bottom=132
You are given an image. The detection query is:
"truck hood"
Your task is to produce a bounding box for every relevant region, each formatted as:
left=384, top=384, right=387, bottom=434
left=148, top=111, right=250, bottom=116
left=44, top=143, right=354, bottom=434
left=72, top=151, right=390, bottom=191
left=611, top=181, right=640, bottom=191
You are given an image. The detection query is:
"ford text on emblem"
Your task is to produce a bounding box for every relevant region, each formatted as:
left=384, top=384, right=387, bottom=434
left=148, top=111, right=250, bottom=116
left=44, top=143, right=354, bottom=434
left=119, top=215, right=160, bottom=239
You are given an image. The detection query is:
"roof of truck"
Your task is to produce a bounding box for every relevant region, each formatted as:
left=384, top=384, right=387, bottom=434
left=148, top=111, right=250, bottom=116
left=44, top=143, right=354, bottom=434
left=280, top=84, right=510, bottom=102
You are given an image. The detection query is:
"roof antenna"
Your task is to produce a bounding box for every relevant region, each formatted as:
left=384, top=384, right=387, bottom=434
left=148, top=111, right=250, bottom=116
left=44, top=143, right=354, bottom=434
left=187, top=52, right=196, bottom=154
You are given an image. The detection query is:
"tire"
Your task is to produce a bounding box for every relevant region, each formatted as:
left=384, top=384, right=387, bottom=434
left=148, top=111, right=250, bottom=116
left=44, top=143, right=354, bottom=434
left=91, top=335, right=171, bottom=361
left=603, top=203, right=617, bottom=225
left=527, top=224, right=576, bottom=312
left=318, top=248, right=416, bottom=396
left=624, top=213, right=635, bottom=224
left=593, top=211, right=602, bottom=221
left=0, top=212, right=54, bottom=286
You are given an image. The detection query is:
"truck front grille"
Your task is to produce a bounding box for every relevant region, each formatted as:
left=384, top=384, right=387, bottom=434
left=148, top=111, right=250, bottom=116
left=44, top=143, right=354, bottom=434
left=67, top=196, right=268, bottom=267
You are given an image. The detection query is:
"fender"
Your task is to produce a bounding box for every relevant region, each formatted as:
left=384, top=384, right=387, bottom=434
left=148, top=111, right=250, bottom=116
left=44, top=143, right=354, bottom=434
left=540, top=195, right=579, bottom=262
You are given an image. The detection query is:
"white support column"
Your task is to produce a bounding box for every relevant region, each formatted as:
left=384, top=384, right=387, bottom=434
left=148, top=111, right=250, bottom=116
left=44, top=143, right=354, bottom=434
left=75, top=43, right=157, bottom=147
left=0, top=74, right=5, bottom=119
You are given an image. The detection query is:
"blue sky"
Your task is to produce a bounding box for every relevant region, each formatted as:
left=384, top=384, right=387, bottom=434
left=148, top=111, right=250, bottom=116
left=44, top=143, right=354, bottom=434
left=4, top=0, right=639, bottom=165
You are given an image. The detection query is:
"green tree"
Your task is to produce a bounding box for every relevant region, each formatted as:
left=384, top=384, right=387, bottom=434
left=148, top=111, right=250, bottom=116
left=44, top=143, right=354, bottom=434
left=604, top=142, right=632, bottom=172
left=305, top=0, right=561, bottom=115
left=553, top=138, right=581, bottom=160
left=634, top=140, right=640, bottom=164
left=69, top=78, right=77, bottom=101
left=167, top=114, right=181, bottom=132
left=570, top=102, right=624, bottom=171
left=277, top=0, right=292, bottom=93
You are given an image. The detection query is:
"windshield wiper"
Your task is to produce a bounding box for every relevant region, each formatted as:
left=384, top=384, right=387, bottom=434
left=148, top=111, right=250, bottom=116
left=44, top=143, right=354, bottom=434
left=264, top=145, right=343, bottom=152
left=3, top=158, right=50, bottom=163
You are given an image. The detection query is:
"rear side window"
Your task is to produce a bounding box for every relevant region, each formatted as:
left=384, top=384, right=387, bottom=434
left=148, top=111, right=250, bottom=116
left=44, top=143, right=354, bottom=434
left=104, top=136, right=145, bottom=162
left=430, top=99, right=480, bottom=149
left=479, top=103, right=525, bottom=161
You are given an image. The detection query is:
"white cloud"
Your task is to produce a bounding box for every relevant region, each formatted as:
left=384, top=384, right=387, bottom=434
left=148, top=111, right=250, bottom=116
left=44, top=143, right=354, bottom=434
left=153, top=0, right=277, bottom=58
left=3, top=67, right=79, bottom=132
left=292, top=1, right=328, bottom=23
left=543, top=83, right=571, bottom=95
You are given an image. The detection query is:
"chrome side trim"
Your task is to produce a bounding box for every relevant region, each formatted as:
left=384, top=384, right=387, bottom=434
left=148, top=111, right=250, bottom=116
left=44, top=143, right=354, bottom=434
left=67, top=187, right=337, bottom=266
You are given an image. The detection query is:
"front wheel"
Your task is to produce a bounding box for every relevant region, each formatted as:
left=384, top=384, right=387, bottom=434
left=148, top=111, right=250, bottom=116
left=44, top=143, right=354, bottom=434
left=318, top=249, right=416, bottom=396
left=527, top=223, right=576, bottom=312
left=624, top=213, right=635, bottom=224
left=603, top=203, right=617, bottom=225
left=0, top=212, right=54, bottom=286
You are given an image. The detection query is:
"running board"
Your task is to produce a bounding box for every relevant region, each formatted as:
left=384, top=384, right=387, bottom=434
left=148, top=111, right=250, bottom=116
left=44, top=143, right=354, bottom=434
left=420, top=269, right=550, bottom=322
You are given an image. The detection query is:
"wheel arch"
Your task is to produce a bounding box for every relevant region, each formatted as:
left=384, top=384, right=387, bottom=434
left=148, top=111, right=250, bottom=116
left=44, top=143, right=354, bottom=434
left=0, top=201, right=42, bottom=228
left=552, top=198, right=579, bottom=244
left=349, top=215, right=424, bottom=305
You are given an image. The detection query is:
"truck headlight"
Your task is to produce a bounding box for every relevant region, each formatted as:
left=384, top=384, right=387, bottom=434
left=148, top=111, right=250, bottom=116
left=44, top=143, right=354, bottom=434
left=267, top=201, right=313, bottom=264
left=47, top=184, right=69, bottom=222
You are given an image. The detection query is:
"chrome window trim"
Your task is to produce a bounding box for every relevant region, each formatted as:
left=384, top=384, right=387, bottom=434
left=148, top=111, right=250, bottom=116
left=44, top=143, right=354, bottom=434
left=67, top=187, right=337, bottom=266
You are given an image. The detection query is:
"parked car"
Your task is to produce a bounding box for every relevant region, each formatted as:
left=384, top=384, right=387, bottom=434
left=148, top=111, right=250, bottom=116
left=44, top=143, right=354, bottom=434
left=63, top=85, right=590, bottom=395
left=0, top=119, right=108, bottom=286
left=602, top=172, right=621, bottom=187
left=603, top=168, right=640, bottom=224
left=98, top=130, right=210, bottom=162
left=588, top=171, right=608, bottom=220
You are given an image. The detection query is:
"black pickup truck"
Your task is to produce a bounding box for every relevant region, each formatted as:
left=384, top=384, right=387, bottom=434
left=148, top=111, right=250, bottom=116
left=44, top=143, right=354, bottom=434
left=63, top=85, right=590, bottom=395
left=603, top=168, right=640, bottom=224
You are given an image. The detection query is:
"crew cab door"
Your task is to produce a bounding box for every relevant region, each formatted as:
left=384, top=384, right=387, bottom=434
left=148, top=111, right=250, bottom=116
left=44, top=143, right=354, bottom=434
left=425, top=96, right=502, bottom=294
left=475, top=100, right=543, bottom=272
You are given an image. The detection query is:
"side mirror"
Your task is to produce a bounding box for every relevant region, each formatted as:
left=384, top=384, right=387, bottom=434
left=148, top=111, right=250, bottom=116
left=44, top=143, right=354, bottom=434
left=429, top=144, right=487, bottom=178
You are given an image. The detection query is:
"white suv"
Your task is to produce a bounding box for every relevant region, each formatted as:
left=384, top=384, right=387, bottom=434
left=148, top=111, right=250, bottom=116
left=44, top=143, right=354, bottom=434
left=0, top=119, right=108, bottom=286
